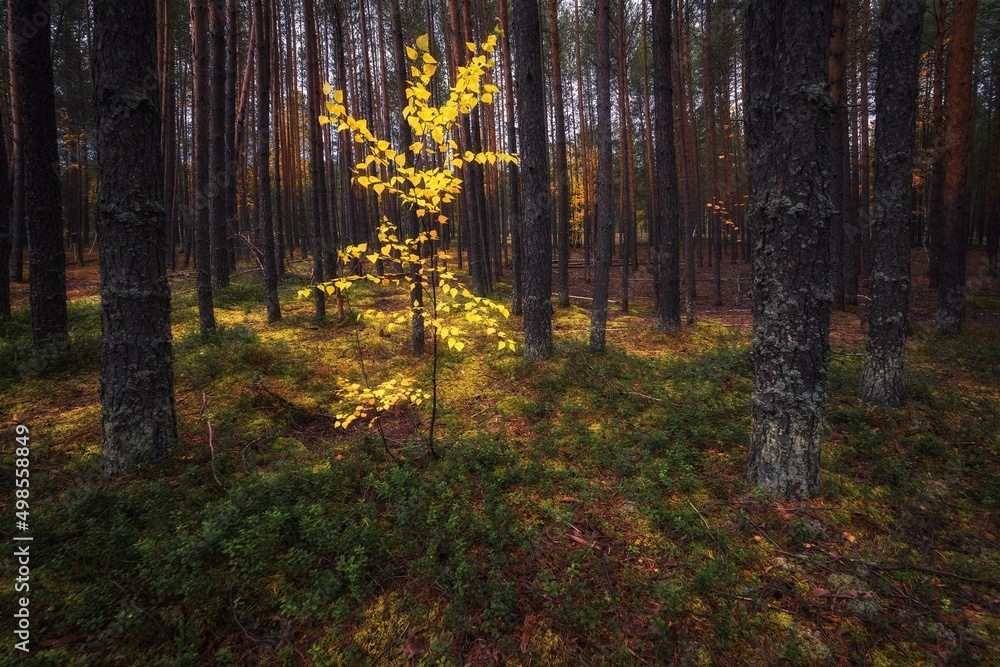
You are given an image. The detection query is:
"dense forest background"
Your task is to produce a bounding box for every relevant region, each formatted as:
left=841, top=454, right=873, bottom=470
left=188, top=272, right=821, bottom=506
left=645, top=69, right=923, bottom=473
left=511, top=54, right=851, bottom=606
left=2, top=0, right=1000, bottom=664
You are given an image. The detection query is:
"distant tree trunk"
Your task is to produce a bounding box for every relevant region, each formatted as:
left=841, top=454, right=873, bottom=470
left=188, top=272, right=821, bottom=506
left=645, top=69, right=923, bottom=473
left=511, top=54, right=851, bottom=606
left=829, top=0, right=848, bottom=310
left=549, top=0, right=571, bottom=309
left=388, top=0, right=424, bottom=354
left=7, top=12, right=25, bottom=284
left=303, top=0, right=326, bottom=319
left=11, top=0, right=69, bottom=349
left=573, top=0, right=591, bottom=284
left=926, top=0, right=947, bottom=287
left=0, top=114, right=9, bottom=319
left=225, top=0, right=239, bottom=273
left=746, top=0, right=833, bottom=500
left=936, top=0, right=977, bottom=334
left=498, top=0, right=523, bottom=314
left=514, top=0, right=553, bottom=360
left=190, top=0, right=216, bottom=332
left=590, top=0, right=612, bottom=353
left=254, top=0, right=280, bottom=322
left=861, top=0, right=925, bottom=406
left=652, top=0, right=681, bottom=330
left=209, top=0, right=230, bottom=288
left=93, top=0, right=178, bottom=474
left=988, top=49, right=1000, bottom=277
left=858, top=0, right=872, bottom=286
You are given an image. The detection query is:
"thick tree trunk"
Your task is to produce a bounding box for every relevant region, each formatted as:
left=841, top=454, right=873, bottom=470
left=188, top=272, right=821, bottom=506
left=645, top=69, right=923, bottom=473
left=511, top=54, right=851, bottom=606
left=746, top=0, right=833, bottom=500
left=927, top=0, right=947, bottom=287
left=11, top=0, right=69, bottom=349
left=514, top=0, right=553, bottom=360
left=936, top=0, right=977, bottom=334
left=652, top=0, right=681, bottom=330
left=209, top=0, right=230, bottom=288
left=861, top=0, right=925, bottom=406
left=549, top=0, right=571, bottom=309
left=255, top=0, right=280, bottom=322
left=190, top=0, right=216, bottom=332
left=590, top=0, right=612, bottom=353
left=93, top=0, right=178, bottom=474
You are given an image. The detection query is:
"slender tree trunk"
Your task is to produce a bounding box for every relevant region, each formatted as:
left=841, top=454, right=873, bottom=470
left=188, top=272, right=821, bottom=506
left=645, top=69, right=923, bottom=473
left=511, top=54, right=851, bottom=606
left=829, top=0, right=848, bottom=310
left=936, top=0, right=978, bottom=334
left=859, top=0, right=872, bottom=285
left=514, top=0, right=553, bottom=359
left=927, top=0, right=947, bottom=287
left=7, top=12, right=25, bottom=284
left=652, top=0, right=680, bottom=329
left=590, top=0, right=612, bottom=353
left=11, top=0, right=69, bottom=349
left=988, top=49, right=1000, bottom=277
left=93, top=0, right=178, bottom=474
left=549, top=0, right=570, bottom=308
left=498, top=0, right=523, bottom=314
left=746, top=0, right=833, bottom=500
left=303, top=0, right=326, bottom=319
left=190, top=0, right=216, bottom=332
left=0, top=111, right=9, bottom=318
left=253, top=0, right=280, bottom=321
left=209, top=0, right=230, bottom=288
left=388, top=0, right=425, bottom=354
left=861, top=0, right=925, bottom=406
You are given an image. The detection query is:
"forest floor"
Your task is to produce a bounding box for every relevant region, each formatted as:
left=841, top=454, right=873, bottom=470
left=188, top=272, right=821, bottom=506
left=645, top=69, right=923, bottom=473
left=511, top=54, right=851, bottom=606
left=1, top=248, right=999, bottom=666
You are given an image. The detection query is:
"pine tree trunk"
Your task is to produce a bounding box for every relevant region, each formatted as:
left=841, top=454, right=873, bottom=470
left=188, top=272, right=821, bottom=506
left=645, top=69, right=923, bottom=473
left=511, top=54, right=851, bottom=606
left=936, top=0, right=977, bottom=334
left=746, top=0, right=833, bottom=500
left=549, top=0, right=571, bottom=308
left=988, top=49, right=1000, bottom=277
left=652, top=0, right=680, bottom=330
left=7, top=12, right=26, bottom=284
left=859, top=0, right=872, bottom=285
left=927, top=0, right=947, bottom=287
left=498, top=0, right=523, bottom=314
left=303, top=0, right=326, bottom=319
left=190, top=0, right=216, bottom=332
left=93, top=0, right=178, bottom=474
left=210, top=0, right=230, bottom=288
left=0, top=111, right=9, bottom=319
left=225, top=0, right=239, bottom=273
left=590, top=0, right=612, bottom=353
left=829, top=0, right=848, bottom=310
left=861, top=0, right=925, bottom=406
left=254, top=0, right=280, bottom=322
left=514, top=0, right=554, bottom=360
left=11, top=0, right=69, bottom=349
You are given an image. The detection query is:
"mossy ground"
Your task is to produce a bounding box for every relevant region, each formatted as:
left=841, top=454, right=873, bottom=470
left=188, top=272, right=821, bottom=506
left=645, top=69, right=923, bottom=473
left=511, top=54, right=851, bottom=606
left=1, top=258, right=998, bottom=666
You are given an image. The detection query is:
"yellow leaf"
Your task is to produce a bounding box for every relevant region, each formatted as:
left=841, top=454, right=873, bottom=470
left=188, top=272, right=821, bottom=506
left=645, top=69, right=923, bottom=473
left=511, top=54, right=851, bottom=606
left=498, top=341, right=506, bottom=350
left=481, top=92, right=493, bottom=104
left=406, top=45, right=418, bottom=60
left=416, top=33, right=430, bottom=51
left=355, top=243, right=368, bottom=252
left=333, top=89, right=344, bottom=103
left=466, top=41, right=477, bottom=52
left=422, top=52, right=436, bottom=64
left=373, top=183, right=386, bottom=195
left=448, top=338, right=456, bottom=349
left=319, top=115, right=331, bottom=125
left=454, top=341, right=465, bottom=352
left=395, top=154, right=406, bottom=167
left=323, top=81, right=332, bottom=95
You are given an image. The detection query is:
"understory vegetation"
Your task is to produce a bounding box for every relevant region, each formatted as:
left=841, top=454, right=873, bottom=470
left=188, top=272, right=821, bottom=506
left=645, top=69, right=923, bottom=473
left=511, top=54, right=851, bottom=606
left=2, top=268, right=999, bottom=666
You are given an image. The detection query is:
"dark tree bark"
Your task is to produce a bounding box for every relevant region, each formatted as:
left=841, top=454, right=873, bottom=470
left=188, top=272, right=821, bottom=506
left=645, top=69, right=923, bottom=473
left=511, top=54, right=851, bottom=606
left=303, top=0, right=326, bottom=319
left=498, top=0, right=523, bottom=315
left=93, top=0, right=178, bottom=474
left=935, top=0, right=977, bottom=334
left=514, top=0, right=553, bottom=360
left=388, top=0, right=424, bottom=354
left=255, top=0, right=280, bottom=322
left=926, top=0, right=947, bottom=287
left=829, top=0, right=848, bottom=310
left=225, top=0, right=239, bottom=274
left=190, top=0, right=216, bottom=332
left=209, top=0, right=230, bottom=288
left=652, top=0, right=681, bottom=330
left=549, top=0, right=571, bottom=309
left=746, top=0, right=833, bottom=500
left=861, top=0, right=926, bottom=406
left=988, top=49, right=1000, bottom=277
left=7, top=12, right=25, bottom=284
left=0, top=112, right=9, bottom=319
left=590, top=0, right=613, bottom=353
left=11, top=0, right=69, bottom=349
